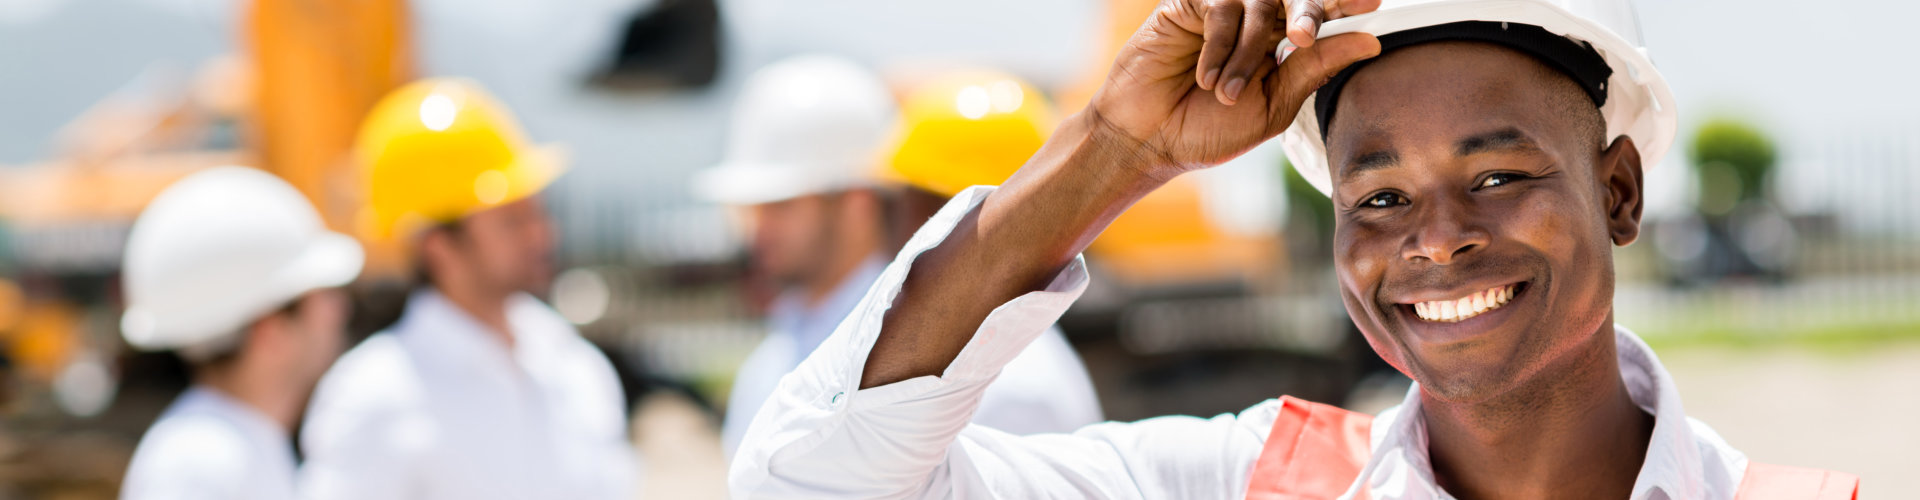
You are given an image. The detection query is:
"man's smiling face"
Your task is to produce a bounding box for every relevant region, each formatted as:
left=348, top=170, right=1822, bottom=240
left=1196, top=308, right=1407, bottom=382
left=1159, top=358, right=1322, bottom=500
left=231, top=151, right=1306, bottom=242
left=1326, top=41, right=1645, bottom=404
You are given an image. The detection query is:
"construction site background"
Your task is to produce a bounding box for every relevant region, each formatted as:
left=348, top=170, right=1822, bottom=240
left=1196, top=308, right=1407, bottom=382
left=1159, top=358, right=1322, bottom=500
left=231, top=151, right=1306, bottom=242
left=1, top=0, right=1916, bottom=497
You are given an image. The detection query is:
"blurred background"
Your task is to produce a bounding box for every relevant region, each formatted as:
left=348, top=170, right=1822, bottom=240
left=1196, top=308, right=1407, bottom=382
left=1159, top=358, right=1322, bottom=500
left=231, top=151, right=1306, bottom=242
left=0, top=0, right=1914, bottom=497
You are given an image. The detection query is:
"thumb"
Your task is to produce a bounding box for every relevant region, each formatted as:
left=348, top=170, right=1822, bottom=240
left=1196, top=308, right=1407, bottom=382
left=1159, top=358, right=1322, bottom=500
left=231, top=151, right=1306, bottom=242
left=1270, top=32, right=1380, bottom=128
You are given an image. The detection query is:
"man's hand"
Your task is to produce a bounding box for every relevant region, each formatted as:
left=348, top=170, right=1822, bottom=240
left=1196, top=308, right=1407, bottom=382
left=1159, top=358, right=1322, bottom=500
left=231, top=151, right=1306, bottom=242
left=859, top=0, right=1381, bottom=390
left=1091, top=0, right=1381, bottom=176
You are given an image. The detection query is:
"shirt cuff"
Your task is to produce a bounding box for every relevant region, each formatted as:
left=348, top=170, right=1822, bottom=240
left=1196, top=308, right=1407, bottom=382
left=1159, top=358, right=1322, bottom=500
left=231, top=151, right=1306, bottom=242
left=860, top=184, right=1088, bottom=391
left=788, top=184, right=1092, bottom=413
left=731, top=185, right=1092, bottom=494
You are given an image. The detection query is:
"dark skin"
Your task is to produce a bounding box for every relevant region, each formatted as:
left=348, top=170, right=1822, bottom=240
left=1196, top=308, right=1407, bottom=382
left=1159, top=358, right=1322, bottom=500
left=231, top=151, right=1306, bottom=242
left=854, top=0, right=1655, bottom=497
left=1328, top=41, right=1651, bottom=499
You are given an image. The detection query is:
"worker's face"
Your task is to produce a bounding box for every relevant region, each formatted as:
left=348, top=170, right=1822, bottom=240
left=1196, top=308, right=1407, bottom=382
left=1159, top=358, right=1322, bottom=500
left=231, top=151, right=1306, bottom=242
left=450, top=196, right=559, bottom=296
left=746, top=193, right=844, bottom=287
left=1325, top=42, right=1644, bottom=404
left=281, top=288, right=350, bottom=384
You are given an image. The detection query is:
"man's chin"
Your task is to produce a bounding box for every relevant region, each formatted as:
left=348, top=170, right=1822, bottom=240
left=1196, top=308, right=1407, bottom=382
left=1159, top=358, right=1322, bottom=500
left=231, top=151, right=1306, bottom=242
left=516, top=272, right=553, bottom=298
left=1402, top=355, right=1528, bottom=406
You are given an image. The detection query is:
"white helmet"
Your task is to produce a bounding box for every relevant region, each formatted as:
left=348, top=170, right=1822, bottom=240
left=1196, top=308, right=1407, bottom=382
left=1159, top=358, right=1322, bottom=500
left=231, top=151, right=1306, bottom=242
left=1277, top=0, right=1673, bottom=196
left=694, top=54, right=897, bottom=205
left=120, top=166, right=364, bottom=357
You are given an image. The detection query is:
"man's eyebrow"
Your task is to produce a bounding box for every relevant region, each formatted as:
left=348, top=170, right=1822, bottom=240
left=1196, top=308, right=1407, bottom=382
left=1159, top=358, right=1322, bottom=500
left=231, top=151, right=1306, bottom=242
left=1456, top=128, right=1542, bottom=157
left=1341, top=150, right=1401, bottom=180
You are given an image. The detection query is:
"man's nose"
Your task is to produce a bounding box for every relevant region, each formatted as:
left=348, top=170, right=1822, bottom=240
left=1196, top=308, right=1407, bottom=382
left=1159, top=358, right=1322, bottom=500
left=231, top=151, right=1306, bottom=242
left=1400, top=199, right=1490, bottom=265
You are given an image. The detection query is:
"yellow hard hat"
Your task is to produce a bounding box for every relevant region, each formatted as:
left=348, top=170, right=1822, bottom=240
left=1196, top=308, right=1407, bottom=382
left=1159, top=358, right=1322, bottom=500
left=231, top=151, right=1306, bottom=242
left=356, top=78, right=564, bottom=240
left=884, top=71, right=1056, bottom=197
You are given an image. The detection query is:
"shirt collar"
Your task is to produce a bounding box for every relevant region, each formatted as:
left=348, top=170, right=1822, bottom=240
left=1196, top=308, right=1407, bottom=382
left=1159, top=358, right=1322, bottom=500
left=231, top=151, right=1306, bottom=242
left=395, top=287, right=567, bottom=372
left=398, top=288, right=504, bottom=358
left=176, top=385, right=292, bottom=444
left=1350, top=325, right=1744, bottom=500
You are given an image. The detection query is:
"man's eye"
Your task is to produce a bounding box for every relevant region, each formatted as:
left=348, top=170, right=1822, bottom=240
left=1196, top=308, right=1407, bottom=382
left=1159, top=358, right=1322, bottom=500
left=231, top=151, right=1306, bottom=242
left=1479, top=172, right=1525, bottom=189
left=1363, top=192, right=1407, bottom=208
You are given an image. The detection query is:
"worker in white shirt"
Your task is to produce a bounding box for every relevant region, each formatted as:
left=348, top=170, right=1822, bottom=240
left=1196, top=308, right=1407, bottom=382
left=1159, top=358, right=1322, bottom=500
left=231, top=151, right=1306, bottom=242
left=299, top=78, right=637, bottom=500
left=730, top=0, right=1860, bottom=498
left=119, top=166, right=362, bottom=500
left=697, top=56, right=1102, bottom=457
left=878, top=69, right=1111, bottom=437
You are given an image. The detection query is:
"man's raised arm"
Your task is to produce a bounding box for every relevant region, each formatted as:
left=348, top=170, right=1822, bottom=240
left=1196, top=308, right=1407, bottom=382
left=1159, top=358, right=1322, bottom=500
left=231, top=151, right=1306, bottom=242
left=730, top=1, right=1381, bottom=497
left=861, top=0, right=1383, bottom=389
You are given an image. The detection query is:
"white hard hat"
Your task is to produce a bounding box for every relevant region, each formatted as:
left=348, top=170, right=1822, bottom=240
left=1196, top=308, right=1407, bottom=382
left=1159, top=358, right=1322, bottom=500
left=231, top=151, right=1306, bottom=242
left=1277, top=0, right=1673, bottom=196
left=694, top=54, right=897, bottom=205
left=120, top=166, right=364, bottom=355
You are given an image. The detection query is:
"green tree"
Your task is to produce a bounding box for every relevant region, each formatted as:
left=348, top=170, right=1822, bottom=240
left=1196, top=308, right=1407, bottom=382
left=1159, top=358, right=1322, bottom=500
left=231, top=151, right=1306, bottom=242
left=1689, top=118, right=1777, bottom=215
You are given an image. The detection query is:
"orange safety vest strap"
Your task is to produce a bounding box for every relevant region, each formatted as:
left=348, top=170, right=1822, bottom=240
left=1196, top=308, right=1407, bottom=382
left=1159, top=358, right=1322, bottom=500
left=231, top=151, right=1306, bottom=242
left=1244, top=396, right=1375, bottom=500
left=1735, top=462, right=1860, bottom=500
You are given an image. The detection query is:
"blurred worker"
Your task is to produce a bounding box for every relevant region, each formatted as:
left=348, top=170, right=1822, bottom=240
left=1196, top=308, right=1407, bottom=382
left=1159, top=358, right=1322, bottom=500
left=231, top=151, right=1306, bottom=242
left=696, top=55, right=1101, bottom=456
left=879, top=70, right=1067, bottom=248
left=731, top=0, right=1860, bottom=498
left=299, top=78, right=636, bottom=500
left=876, top=69, right=1111, bottom=433
left=119, top=167, right=363, bottom=500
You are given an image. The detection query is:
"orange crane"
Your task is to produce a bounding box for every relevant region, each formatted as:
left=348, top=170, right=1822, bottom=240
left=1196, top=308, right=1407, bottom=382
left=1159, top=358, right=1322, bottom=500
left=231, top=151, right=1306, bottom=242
left=247, top=0, right=415, bottom=273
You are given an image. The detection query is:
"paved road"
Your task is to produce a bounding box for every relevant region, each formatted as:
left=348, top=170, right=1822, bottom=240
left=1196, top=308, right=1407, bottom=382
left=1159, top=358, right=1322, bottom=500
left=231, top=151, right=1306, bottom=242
left=630, top=391, right=729, bottom=500
left=1659, top=342, right=1920, bottom=497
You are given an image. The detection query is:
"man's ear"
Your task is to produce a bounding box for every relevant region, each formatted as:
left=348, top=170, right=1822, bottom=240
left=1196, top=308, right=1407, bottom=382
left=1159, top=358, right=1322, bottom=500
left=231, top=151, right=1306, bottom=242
left=842, top=188, right=884, bottom=224
left=1599, top=135, right=1644, bottom=246
left=243, top=312, right=286, bottom=354
left=419, top=228, right=456, bottom=273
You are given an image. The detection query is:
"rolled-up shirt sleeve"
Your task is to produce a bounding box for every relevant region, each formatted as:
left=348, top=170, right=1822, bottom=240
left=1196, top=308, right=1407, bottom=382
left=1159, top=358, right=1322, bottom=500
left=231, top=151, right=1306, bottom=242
left=729, top=186, right=1271, bottom=499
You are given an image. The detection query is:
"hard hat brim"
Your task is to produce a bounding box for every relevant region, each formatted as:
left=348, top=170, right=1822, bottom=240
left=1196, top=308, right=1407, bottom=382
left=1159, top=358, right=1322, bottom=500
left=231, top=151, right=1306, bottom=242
left=367, top=142, right=568, bottom=241
left=121, top=230, right=364, bottom=352
left=505, top=143, right=568, bottom=205
left=1274, top=0, right=1675, bottom=197
left=275, top=231, right=367, bottom=299
left=692, top=162, right=863, bottom=206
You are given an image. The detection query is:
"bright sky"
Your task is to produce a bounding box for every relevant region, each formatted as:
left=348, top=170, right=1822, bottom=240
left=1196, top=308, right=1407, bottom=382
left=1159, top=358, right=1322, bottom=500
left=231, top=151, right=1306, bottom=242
left=2, top=0, right=1913, bottom=227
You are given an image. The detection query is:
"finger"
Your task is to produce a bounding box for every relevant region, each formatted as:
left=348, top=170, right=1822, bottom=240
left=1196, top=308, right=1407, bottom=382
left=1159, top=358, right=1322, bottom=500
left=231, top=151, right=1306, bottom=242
left=1244, top=53, right=1280, bottom=100
left=1270, top=32, right=1380, bottom=127
left=1286, top=0, right=1383, bottom=49
left=1325, top=0, right=1383, bottom=20
left=1285, top=0, right=1327, bottom=48
left=1195, top=0, right=1244, bottom=91
left=1216, top=0, right=1283, bottom=105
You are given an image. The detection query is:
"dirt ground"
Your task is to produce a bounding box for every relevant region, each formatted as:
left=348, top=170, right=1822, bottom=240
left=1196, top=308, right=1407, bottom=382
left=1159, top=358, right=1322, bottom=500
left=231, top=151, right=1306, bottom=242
left=1658, top=342, right=1920, bottom=497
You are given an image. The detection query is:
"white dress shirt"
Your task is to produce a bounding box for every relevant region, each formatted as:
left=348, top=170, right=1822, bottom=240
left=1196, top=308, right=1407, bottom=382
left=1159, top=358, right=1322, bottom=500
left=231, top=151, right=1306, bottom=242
left=730, top=186, right=1752, bottom=500
left=722, top=256, right=1103, bottom=456
left=299, top=289, right=637, bottom=500
left=121, top=386, right=297, bottom=500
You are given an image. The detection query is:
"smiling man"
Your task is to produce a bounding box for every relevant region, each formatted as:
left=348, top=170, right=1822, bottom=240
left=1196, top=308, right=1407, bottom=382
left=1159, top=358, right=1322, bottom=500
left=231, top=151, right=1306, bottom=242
left=728, top=0, right=1859, bottom=498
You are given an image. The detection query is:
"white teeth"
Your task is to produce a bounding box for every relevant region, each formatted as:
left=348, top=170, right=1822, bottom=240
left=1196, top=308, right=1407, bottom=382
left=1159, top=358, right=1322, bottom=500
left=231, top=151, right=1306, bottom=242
left=1412, top=284, right=1517, bottom=323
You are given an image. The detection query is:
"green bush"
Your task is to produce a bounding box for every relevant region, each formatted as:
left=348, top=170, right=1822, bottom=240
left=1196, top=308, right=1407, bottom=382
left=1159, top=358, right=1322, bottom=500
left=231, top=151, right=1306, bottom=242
left=1689, top=118, right=1777, bottom=214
